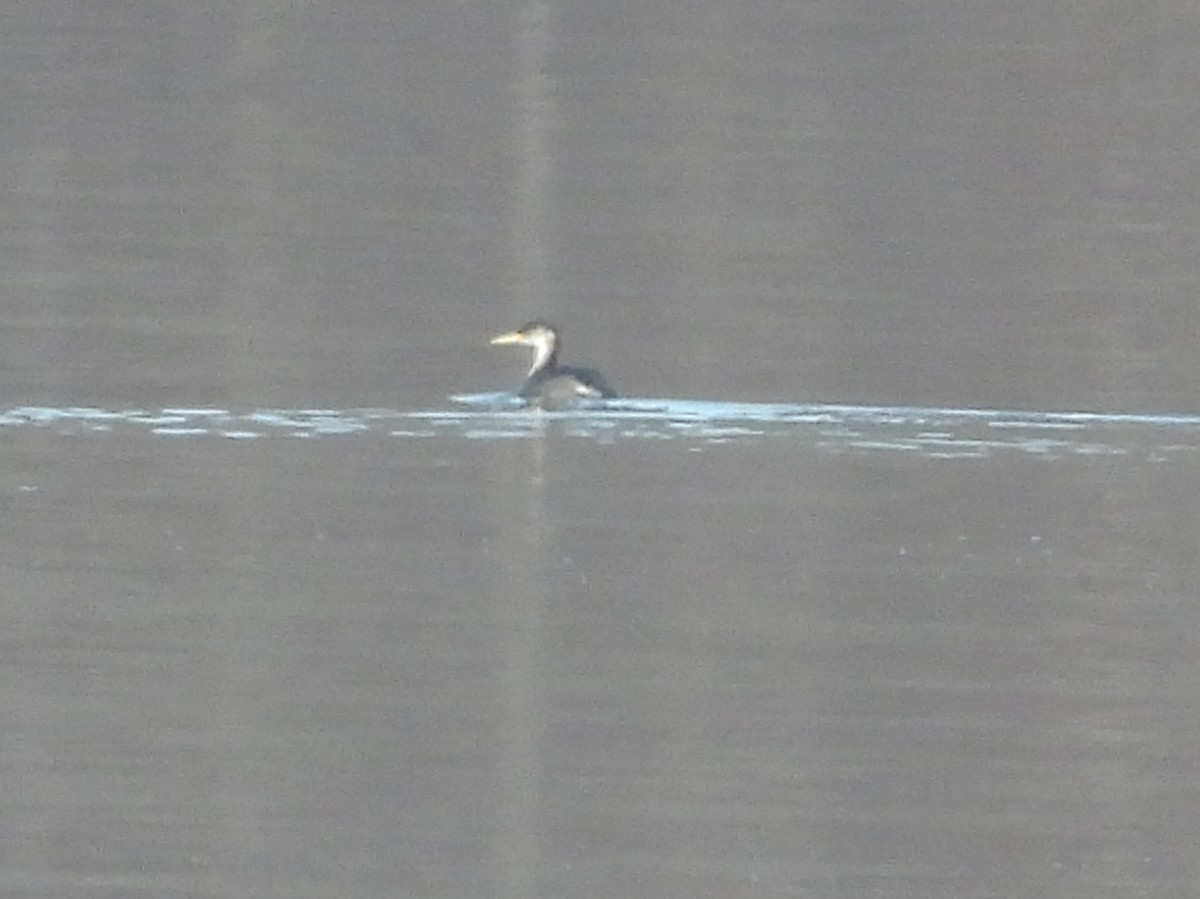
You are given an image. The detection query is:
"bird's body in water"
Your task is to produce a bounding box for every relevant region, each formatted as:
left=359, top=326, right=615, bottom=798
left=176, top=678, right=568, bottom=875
left=490, top=321, right=616, bottom=409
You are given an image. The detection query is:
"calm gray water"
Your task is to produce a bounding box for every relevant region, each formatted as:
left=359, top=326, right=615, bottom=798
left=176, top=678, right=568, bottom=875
left=5, top=2, right=1200, bottom=898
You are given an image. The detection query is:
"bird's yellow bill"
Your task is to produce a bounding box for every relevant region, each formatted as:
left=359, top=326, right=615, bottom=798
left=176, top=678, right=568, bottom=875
left=489, top=331, right=526, bottom=346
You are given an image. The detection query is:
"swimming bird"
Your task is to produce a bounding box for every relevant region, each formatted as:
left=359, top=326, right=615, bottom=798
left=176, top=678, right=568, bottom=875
left=489, top=321, right=616, bottom=407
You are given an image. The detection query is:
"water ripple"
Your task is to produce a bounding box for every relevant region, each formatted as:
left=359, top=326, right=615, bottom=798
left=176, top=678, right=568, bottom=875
left=1, top=397, right=1197, bottom=460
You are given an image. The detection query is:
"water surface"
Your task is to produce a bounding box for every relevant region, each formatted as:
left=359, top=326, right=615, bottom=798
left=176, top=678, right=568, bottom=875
left=5, top=0, right=1200, bottom=897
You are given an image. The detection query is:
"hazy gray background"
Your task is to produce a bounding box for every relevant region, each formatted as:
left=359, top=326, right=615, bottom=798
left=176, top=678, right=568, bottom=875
left=3, top=2, right=1199, bottom=897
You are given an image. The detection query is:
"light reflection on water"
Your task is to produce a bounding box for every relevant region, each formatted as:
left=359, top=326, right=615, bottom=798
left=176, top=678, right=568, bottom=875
left=2, top=396, right=1199, bottom=460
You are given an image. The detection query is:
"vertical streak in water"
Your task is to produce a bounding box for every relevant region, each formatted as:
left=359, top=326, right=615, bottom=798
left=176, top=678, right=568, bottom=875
left=514, top=1, right=552, bottom=307
left=494, top=437, right=550, bottom=899
left=495, top=4, right=553, bottom=896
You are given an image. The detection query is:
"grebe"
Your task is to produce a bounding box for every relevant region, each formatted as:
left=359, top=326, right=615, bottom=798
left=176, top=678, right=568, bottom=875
left=490, top=321, right=616, bottom=407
